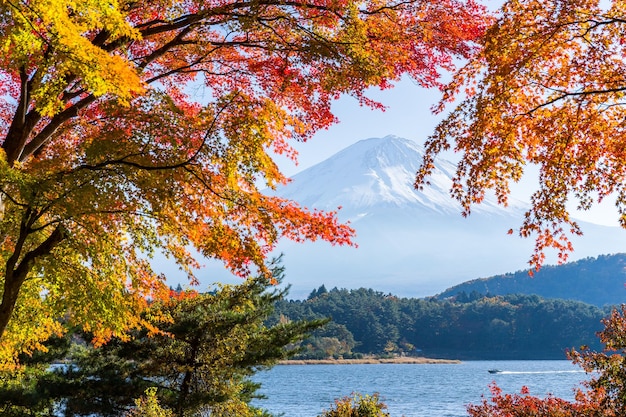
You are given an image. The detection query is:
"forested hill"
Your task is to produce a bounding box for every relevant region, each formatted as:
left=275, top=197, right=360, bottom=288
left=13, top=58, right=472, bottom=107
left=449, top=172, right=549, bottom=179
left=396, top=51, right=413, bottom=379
left=437, top=253, right=626, bottom=307
left=270, top=287, right=608, bottom=360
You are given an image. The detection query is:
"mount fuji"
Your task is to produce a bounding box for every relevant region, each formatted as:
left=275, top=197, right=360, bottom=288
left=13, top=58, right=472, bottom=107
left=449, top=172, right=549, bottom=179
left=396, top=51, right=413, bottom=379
left=197, top=135, right=626, bottom=299
left=274, top=135, right=528, bottom=217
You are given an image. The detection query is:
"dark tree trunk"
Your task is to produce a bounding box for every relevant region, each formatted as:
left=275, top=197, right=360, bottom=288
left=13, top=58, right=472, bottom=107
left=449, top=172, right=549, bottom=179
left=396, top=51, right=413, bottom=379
left=0, top=224, right=65, bottom=340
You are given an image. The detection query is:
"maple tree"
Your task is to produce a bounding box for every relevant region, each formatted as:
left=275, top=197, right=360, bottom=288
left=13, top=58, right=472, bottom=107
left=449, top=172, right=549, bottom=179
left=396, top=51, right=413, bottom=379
left=0, top=0, right=488, bottom=365
left=567, top=305, right=626, bottom=416
left=466, top=383, right=604, bottom=417
left=416, top=0, right=626, bottom=269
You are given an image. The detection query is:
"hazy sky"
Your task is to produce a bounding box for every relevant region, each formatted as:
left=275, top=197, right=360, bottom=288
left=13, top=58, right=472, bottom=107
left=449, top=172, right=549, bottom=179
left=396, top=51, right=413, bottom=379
left=277, top=77, right=622, bottom=228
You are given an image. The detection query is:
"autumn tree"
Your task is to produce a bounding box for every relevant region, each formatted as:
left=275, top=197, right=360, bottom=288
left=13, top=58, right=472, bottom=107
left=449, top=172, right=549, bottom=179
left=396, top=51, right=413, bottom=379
left=416, top=0, right=626, bottom=269
left=125, top=388, right=172, bottom=417
left=0, top=0, right=488, bottom=365
left=0, top=334, right=70, bottom=416
left=568, top=305, right=626, bottom=416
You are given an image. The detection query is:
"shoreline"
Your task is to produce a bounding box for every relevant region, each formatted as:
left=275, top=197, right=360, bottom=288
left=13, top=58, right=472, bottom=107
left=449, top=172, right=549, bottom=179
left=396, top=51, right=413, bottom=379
left=278, top=357, right=461, bottom=365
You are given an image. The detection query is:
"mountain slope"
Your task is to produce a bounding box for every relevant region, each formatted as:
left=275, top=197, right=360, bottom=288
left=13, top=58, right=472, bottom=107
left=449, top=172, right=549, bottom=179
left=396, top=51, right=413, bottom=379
left=437, top=253, right=626, bottom=307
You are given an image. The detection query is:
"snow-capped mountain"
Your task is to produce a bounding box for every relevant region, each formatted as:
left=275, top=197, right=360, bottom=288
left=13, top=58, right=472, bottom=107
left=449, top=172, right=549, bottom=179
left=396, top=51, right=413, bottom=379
left=195, top=135, right=626, bottom=299
left=276, top=135, right=527, bottom=218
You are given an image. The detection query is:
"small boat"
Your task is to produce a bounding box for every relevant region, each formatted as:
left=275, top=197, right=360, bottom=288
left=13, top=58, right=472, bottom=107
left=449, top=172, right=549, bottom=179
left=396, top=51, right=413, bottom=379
left=488, top=369, right=502, bottom=374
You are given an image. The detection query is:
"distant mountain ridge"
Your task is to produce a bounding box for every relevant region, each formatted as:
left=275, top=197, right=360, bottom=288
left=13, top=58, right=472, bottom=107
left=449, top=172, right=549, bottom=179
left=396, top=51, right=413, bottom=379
left=437, top=253, right=626, bottom=307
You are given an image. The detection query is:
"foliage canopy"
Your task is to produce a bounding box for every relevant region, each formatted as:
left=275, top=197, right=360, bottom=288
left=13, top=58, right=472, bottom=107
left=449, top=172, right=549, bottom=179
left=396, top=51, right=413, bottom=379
left=272, top=287, right=606, bottom=359
left=416, top=0, right=626, bottom=269
left=0, top=0, right=487, bottom=364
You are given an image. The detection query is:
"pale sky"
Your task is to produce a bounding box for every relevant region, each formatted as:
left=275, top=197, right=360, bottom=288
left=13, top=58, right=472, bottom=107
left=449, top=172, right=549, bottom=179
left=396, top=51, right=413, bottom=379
left=278, top=77, right=622, bottom=228
left=280, top=77, right=444, bottom=177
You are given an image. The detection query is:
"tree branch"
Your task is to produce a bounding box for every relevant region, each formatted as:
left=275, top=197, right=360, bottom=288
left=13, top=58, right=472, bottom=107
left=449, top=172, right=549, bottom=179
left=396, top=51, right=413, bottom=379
left=13, top=225, right=66, bottom=280
left=20, top=95, right=97, bottom=161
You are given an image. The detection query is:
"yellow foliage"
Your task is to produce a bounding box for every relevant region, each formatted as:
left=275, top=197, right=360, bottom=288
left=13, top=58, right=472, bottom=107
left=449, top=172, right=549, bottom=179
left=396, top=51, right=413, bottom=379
left=126, top=387, right=173, bottom=417
left=1, top=0, right=143, bottom=116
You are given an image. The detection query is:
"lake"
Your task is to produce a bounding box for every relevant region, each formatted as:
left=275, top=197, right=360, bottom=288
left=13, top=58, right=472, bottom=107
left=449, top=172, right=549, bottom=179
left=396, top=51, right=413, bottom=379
left=251, top=360, right=589, bottom=416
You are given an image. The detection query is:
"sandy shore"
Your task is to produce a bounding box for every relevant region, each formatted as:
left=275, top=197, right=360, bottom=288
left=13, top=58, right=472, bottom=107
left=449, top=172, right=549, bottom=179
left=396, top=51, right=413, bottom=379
left=278, top=357, right=460, bottom=365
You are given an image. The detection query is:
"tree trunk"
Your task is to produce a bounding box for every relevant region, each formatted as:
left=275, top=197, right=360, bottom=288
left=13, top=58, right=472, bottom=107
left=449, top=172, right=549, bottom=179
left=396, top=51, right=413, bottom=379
left=0, top=225, right=65, bottom=340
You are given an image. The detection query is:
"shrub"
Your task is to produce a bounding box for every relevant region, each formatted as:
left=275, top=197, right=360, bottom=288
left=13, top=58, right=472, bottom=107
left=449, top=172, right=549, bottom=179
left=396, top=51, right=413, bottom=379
left=320, top=393, right=390, bottom=417
left=125, top=388, right=172, bottom=417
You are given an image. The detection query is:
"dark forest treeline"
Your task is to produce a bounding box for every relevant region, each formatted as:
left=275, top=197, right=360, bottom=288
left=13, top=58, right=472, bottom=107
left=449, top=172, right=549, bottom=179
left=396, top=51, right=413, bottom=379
left=269, top=287, right=610, bottom=360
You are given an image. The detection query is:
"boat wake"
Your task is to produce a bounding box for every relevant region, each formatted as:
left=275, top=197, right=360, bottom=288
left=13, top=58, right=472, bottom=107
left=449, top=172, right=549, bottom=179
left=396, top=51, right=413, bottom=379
left=497, top=370, right=585, bottom=375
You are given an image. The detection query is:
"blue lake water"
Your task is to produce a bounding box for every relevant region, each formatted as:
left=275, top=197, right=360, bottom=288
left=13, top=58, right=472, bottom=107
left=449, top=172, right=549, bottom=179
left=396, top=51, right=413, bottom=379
left=251, top=360, right=589, bottom=416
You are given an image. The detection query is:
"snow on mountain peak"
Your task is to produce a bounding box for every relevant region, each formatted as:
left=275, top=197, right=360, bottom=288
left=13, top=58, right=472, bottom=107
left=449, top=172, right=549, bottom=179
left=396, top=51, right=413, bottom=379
left=272, top=135, right=525, bottom=219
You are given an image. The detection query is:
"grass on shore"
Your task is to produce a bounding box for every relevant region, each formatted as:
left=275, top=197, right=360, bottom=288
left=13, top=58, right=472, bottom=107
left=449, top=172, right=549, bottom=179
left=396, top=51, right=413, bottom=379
left=279, top=356, right=460, bottom=365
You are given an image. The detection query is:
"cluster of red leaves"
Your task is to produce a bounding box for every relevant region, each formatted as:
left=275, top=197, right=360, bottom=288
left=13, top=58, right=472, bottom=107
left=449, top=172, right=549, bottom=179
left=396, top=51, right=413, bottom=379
left=468, top=383, right=606, bottom=417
